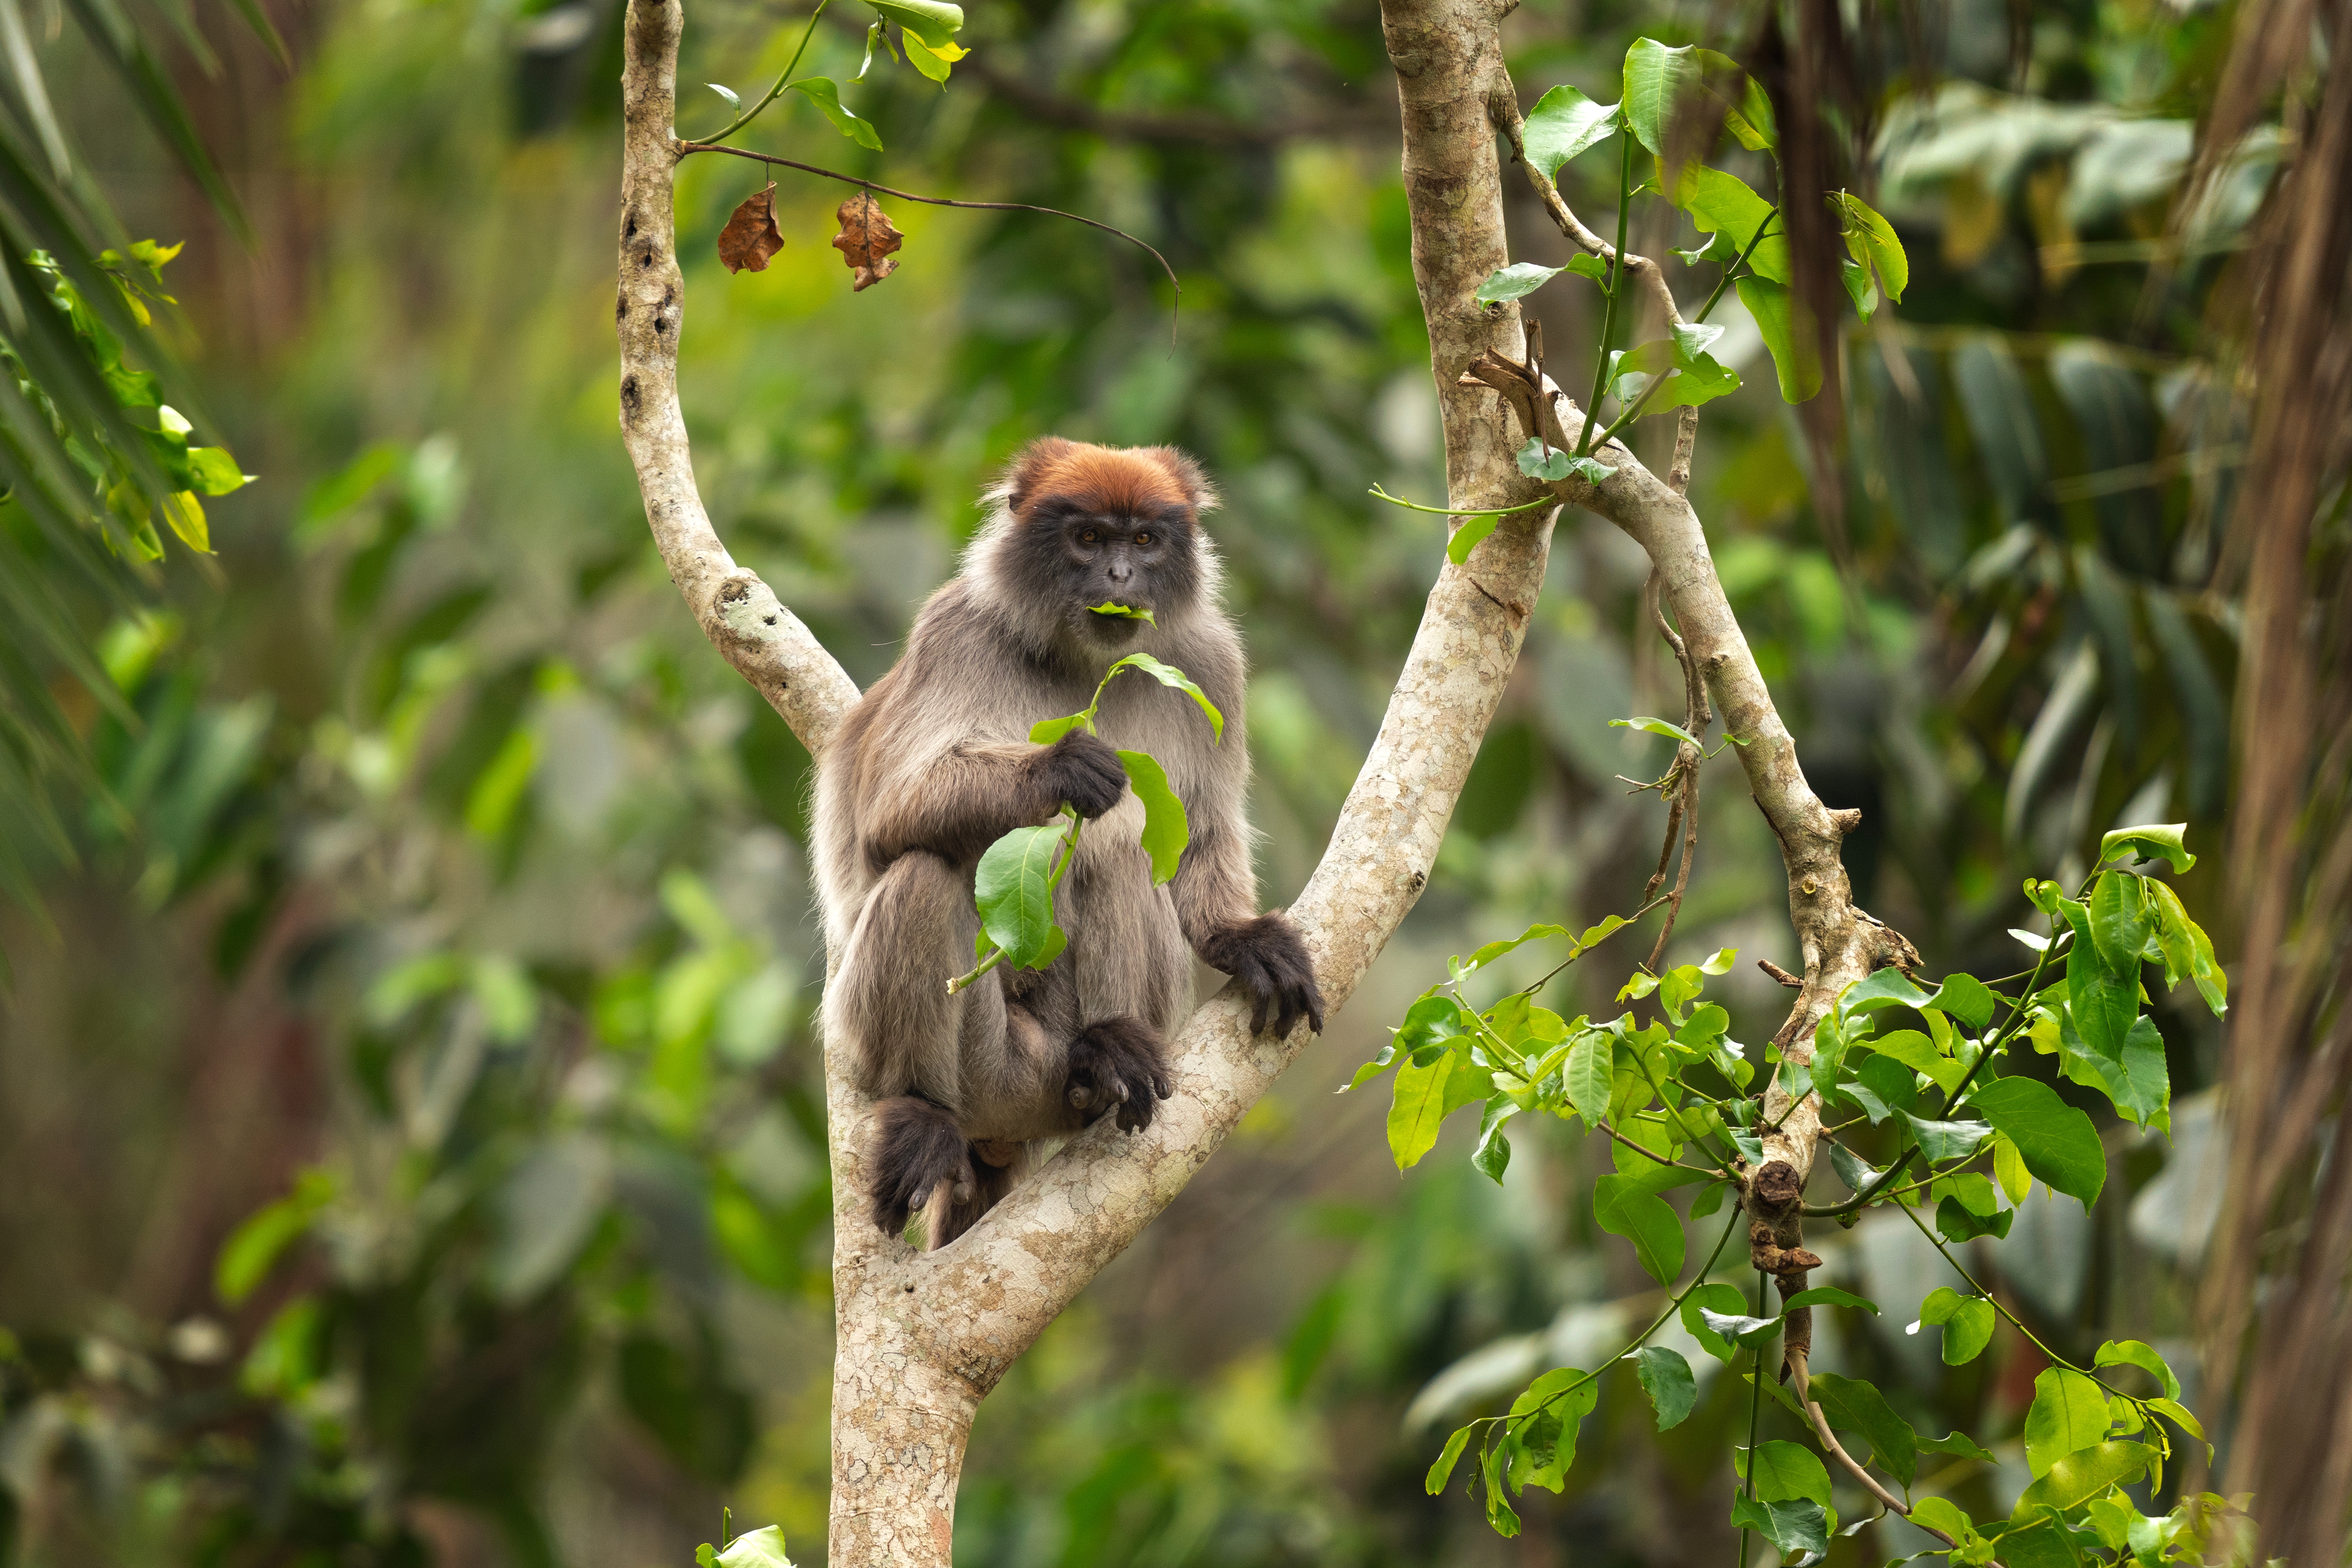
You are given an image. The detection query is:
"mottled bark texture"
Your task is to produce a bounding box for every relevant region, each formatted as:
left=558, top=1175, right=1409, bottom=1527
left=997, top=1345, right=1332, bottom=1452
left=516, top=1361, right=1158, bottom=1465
left=617, top=0, right=1553, bottom=1558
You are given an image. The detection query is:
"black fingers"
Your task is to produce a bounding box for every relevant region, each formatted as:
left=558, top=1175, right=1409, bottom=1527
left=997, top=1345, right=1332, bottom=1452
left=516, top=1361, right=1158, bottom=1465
left=869, top=1096, right=975, bottom=1239
left=1065, top=1015, right=1173, bottom=1134
left=1201, top=913, right=1326, bottom=1038
left=1040, top=730, right=1127, bottom=820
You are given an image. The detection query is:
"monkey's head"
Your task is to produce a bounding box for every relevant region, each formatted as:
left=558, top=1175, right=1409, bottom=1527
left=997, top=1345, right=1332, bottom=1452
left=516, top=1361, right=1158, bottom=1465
left=974, top=438, right=1218, bottom=656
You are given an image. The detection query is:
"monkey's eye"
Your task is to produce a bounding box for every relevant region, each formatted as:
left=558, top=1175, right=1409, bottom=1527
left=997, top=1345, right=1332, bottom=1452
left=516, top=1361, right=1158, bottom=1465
left=1134, top=532, right=1153, bottom=547
left=1080, top=528, right=1098, bottom=545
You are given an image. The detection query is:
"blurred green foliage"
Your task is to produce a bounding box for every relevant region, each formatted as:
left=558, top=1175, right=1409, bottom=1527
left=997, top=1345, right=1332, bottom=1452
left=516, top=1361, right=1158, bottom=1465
left=0, top=0, right=2295, bottom=1561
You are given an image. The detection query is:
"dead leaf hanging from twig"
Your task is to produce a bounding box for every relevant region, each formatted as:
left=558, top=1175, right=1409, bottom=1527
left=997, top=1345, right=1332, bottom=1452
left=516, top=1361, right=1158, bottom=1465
left=830, top=191, right=903, bottom=291
left=717, top=182, right=784, bottom=274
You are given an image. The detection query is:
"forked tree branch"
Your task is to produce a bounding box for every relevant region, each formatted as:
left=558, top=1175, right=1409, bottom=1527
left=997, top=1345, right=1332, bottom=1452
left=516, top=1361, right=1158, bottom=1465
left=617, top=0, right=1556, bottom=1558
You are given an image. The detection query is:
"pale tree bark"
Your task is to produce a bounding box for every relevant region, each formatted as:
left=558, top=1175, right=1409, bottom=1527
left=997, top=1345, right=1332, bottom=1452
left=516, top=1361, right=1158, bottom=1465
left=617, top=0, right=1918, bottom=1555
left=618, top=0, right=1553, bottom=1559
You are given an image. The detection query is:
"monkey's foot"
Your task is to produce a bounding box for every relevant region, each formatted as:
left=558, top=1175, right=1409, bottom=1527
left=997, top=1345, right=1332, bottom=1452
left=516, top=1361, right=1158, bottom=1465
left=1065, top=1016, right=1174, bottom=1134
left=1201, top=912, right=1326, bottom=1038
left=869, top=1096, right=975, bottom=1238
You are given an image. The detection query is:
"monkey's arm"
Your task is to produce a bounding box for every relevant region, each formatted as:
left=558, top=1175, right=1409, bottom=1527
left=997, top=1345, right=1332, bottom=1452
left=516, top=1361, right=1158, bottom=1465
left=862, top=731, right=1127, bottom=867
left=1174, top=814, right=1325, bottom=1037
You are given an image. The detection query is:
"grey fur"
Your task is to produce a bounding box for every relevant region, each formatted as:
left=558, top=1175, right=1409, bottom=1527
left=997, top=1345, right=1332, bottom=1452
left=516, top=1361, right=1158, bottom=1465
left=813, top=442, right=1319, bottom=1249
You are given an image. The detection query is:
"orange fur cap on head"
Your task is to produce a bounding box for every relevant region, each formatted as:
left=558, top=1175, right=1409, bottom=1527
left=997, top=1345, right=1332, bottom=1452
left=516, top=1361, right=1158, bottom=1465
left=990, top=437, right=1217, bottom=518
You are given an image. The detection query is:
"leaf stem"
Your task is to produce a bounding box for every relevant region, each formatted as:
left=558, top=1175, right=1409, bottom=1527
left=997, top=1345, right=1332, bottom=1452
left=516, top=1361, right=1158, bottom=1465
left=1577, top=130, right=1636, bottom=458
left=1736, top=1267, right=1767, bottom=1568
left=1366, top=483, right=1557, bottom=520
left=695, top=0, right=831, bottom=147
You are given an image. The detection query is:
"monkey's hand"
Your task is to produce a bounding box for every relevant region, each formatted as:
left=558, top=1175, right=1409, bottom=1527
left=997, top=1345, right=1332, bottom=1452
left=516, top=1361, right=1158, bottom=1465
left=1031, top=730, right=1127, bottom=820
left=869, top=1097, right=976, bottom=1238
left=1201, top=913, right=1326, bottom=1038
left=1065, top=1016, right=1174, bottom=1134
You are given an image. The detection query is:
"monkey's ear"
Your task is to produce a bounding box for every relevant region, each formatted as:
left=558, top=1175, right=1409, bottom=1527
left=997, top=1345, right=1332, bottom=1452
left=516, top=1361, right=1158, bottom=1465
left=998, top=436, right=1078, bottom=513
left=1142, top=446, right=1217, bottom=512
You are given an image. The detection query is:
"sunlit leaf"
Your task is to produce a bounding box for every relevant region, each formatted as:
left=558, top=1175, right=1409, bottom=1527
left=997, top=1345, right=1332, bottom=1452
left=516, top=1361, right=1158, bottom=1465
left=1524, top=83, right=1620, bottom=176
left=1116, top=749, right=1188, bottom=885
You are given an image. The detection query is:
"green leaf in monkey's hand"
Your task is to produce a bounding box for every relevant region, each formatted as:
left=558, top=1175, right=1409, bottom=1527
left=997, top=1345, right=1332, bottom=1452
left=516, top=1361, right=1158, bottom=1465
left=1117, top=749, right=1189, bottom=885
left=975, top=824, right=1066, bottom=968
left=1106, top=652, right=1225, bottom=742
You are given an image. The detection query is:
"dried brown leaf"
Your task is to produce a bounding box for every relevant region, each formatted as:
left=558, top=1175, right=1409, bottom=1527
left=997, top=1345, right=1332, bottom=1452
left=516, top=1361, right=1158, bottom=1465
left=831, top=191, right=903, bottom=291
left=718, top=183, right=784, bottom=274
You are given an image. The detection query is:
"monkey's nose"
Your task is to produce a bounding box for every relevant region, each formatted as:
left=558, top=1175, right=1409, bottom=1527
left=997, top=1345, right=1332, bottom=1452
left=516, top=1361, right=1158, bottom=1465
left=1107, top=563, right=1133, bottom=585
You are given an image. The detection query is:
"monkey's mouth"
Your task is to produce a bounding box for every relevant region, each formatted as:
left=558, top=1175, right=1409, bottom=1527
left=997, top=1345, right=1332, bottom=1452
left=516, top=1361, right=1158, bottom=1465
left=1084, top=602, right=1154, bottom=636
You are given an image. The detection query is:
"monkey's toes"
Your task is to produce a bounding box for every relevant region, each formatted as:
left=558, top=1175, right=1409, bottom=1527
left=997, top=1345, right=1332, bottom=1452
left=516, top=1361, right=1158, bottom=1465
left=1066, top=1016, right=1172, bottom=1132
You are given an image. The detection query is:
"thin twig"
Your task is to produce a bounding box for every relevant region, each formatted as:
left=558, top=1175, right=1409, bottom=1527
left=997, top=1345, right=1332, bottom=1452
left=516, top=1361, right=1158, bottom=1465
left=678, top=143, right=1183, bottom=345
left=1787, top=1348, right=1934, bottom=1532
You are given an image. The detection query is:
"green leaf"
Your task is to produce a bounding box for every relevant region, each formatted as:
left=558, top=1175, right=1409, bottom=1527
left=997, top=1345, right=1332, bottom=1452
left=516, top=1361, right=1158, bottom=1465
left=1339, top=1045, right=1395, bottom=1093
left=1107, top=652, right=1225, bottom=741
left=1831, top=191, right=1908, bottom=302
left=1510, top=1368, right=1600, bottom=1490
left=1852, top=1054, right=1918, bottom=1122
left=1910, top=1497, right=1979, bottom=1546
left=697, top=1546, right=718, bottom=1568
left=1970, top=1077, right=2105, bottom=1207
left=1916, top=1429, right=1999, bottom=1464
left=1116, top=749, right=1189, bottom=885
left=787, top=77, right=884, bottom=151
left=975, top=824, right=1066, bottom=968
left=1899, top=1109, right=1991, bottom=1165
left=708, top=82, right=741, bottom=111
left=1388, top=1053, right=1460, bottom=1169
left=1830, top=1141, right=1882, bottom=1196
left=1426, top=1423, right=1474, bottom=1494
left=2015, top=1442, right=2155, bottom=1513
left=1674, top=232, right=1742, bottom=266
left=1484, top=1441, right=1521, bottom=1534
left=1474, top=1097, right=1520, bottom=1183
left=1735, top=275, right=1822, bottom=404
left=2093, top=1340, right=2181, bottom=1401
left=1611, top=715, right=1702, bottom=747
left=2099, top=822, right=2195, bottom=874
left=1524, top=84, right=1620, bottom=176
left=1446, top=514, right=1502, bottom=564
left=1807, top=1372, right=1918, bottom=1487
left=1874, top=1030, right=1967, bottom=1095
left=1460, top=922, right=1571, bottom=975
left=2059, top=1011, right=2171, bottom=1132
left=1563, top=1030, right=1612, bottom=1124
left=1029, top=711, right=1091, bottom=744
left=1840, top=968, right=1936, bottom=1017
left=2063, top=901, right=2139, bottom=1057
left=1938, top=1192, right=2015, bottom=1242
left=187, top=446, right=249, bottom=495
left=900, top=32, right=966, bottom=83
left=2089, top=872, right=2153, bottom=979
left=1926, top=972, right=1998, bottom=1032
left=1620, top=38, right=1693, bottom=155
left=1748, top=1439, right=1833, bottom=1507
left=1731, top=1496, right=1829, bottom=1559
left=1668, top=166, right=1788, bottom=282
left=1565, top=454, right=1613, bottom=484
left=1781, top=1286, right=1878, bottom=1314
left=216, top=1169, right=333, bottom=1305
left=1089, top=600, right=1155, bottom=623
left=1682, top=1282, right=1749, bottom=1359
left=1997, top=1514, right=2079, bottom=1568
left=714, top=1525, right=794, bottom=1568
left=2145, top=881, right=2226, bottom=1016
left=2025, top=1368, right=2114, bottom=1478
left=1567, top=253, right=1612, bottom=281
left=1593, top=1173, right=1686, bottom=1283
left=1915, top=1287, right=1996, bottom=1365
left=1477, top=263, right=1566, bottom=304
left=1629, top=1345, right=1697, bottom=1431
left=1517, top=436, right=1573, bottom=481
left=2146, top=1398, right=2206, bottom=1444
left=1396, top=993, right=1475, bottom=1061
left=860, top=0, right=963, bottom=47
left=1994, top=1133, right=2034, bottom=1202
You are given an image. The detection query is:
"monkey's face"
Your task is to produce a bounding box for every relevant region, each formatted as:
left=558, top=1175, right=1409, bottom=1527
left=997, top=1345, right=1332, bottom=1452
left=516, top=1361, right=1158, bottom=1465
left=1021, top=495, right=1200, bottom=647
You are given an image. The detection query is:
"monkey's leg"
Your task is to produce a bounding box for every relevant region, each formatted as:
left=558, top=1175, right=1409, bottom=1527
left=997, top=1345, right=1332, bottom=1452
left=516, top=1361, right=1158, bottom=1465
left=832, top=850, right=970, bottom=1108
left=868, top=1096, right=976, bottom=1239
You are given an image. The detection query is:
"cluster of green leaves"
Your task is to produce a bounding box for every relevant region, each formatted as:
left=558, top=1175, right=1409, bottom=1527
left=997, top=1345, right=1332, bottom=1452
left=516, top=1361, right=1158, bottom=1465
left=701, top=0, right=968, bottom=153
left=1473, top=38, right=1908, bottom=486
left=694, top=1511, right=795, bottom=1567
left=1351, top=823, right=2224, bottom=1557
left=955, top=651, right=1221, bottom=989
